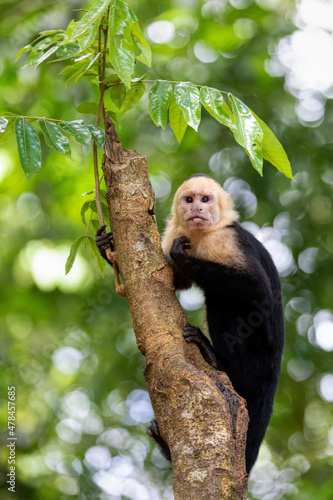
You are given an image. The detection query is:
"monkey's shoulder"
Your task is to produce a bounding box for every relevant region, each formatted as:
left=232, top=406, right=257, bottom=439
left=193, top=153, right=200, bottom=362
left=230, top=222, right=280, bottom=284
left=189, top=223, right=244, bottom=267
left=192, top=221, right=278, bottom=276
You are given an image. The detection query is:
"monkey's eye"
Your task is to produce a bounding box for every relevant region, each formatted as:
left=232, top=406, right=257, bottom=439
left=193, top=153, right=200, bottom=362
left=185, top=196, right=193, bottom=203
left=202, top=196, right=210, bottom=203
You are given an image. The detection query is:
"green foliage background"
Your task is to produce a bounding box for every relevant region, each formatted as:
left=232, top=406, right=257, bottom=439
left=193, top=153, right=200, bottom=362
left=1, top=0, right=333, bottom=499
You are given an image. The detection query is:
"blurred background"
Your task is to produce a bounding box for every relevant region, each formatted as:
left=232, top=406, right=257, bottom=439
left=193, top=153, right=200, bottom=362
left=1, top=0, right=333, bottom=498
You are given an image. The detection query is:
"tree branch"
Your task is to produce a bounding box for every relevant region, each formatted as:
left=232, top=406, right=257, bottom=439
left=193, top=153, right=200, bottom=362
left=102, top=115, right=248, bottom=499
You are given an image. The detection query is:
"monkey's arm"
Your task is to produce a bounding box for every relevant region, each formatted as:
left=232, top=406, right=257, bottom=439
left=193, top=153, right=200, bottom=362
left=166, top=258, right=193, bottom=290
left=170, top=237, right=272, bottom=303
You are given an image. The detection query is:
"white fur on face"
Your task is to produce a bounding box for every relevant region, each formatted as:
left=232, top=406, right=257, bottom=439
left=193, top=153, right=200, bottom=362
left=162, top=176, right=244, bottom=266
left=173, top=177, right=237, bottom=232
left=177, top=187, right=220, bottom=229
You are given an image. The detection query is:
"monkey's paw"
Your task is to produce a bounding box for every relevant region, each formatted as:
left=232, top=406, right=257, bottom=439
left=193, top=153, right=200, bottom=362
left=170, top=236, right=191, bottom=260
left=96, top=224, right=114, bottom=260
left=183, top=323, right=219, bottom=369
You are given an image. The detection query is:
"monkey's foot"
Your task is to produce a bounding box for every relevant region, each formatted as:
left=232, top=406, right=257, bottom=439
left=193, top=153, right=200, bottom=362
left=96, top=224, right=114, bottom=261
left=96, top=225, right=126, bottom=297
left=183, top=323, right=219, bottom=369
left=147, top=419, right=171, bottom=461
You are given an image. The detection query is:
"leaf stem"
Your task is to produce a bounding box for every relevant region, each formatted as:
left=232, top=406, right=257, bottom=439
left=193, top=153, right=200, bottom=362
left=1, top=114, right=64, bottom=122
left=93, top=20, right=108, bottom=227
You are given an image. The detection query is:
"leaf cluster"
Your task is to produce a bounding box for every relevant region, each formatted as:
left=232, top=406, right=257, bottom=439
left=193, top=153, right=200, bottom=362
left=1, top=0, right=292, bottom=180
left=0, top=116, right=104, bottom=180
left=148, top=81, right=293, bottom=178
left=16, top=0, right=152, bottom=88
left=0, top=0, right=293, bottom=277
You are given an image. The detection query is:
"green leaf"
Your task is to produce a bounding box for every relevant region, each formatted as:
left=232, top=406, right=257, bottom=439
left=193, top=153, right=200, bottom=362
left=0, top=134, right=8, bottom=146
left=21, top=38, right=61, bottom=67
left=200, top=87, right=235, bottom=129
left=87, top=125, right=105, bottom=147
left=87, top=236, right=106, bottom=276
left=63, top=53, right=101, bottom=86
left=78, top=21, right=100, bottom=51
left=132, top=74, right=150, bottom=82
left=0, top=117, right=9, bottom=145
left=228, top=93, right=264, bottom=175
left=38, top=30, right=64, bottom=36
left=122, top=81, right=145, bottom=112
left=76, top=102, right=99, bottom=114
left=0, top=117, right=8, bottom=133
left=103, top=74, right=121, bottom=85
left=16, top=44, right=32, bottom=62
left=65, top=236, right=85, bottom=275
left=34, top=34, right=65, bottom=51
left=130, top=19, right=152, bottom=67
left=82, top=190, right=95, bottom=196
left=91, top=219, right=101, bottom=232
left=174, top=82, right=201, bottom=131
left=109, top=0, right=135, bottom=89
left=36, top=46, right=59, bottom=66
left=81, top=200, right=94, bottom=225
left=70, top=0, right=111, bottom=40
left=37, top=119, right=71, bottom=157
left=108, top=84, right=126, bottom=110
left=65, top=20, right=78, bottom=39
left=75, top=53, right=101, bottom=83
left=83, top=199, right=109, bottom=222
left=59, top=121, right=92, bottom=146
left=0, top=115, right=16, bottom=145
left=253, top=113, right=294, bottom=180
left=55, top=44, right=81, bottom=61
left=15, top=118, right=41, bottom=179
left=149, top=80, right=173, bottom=129
left=23, top=51, right=45, bottom=69
left=169, top=94, right=188, bottom=143
left=60, top=60, right=86, bottom=75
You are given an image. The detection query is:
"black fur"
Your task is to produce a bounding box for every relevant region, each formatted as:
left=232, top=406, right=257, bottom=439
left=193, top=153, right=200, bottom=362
left=169, top=221, right=284, bottom=473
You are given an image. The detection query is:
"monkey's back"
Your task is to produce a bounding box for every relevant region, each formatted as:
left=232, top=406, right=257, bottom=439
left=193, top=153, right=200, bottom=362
left=205, top=222, right=284, bottom=472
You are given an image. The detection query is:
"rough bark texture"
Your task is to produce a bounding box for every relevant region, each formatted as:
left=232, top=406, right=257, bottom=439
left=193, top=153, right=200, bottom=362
left=102, top=116, right=248, bottom=499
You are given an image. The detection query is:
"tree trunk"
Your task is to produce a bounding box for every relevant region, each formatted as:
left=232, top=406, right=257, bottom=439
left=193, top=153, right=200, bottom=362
left=102, top=116, right=249, bottom=499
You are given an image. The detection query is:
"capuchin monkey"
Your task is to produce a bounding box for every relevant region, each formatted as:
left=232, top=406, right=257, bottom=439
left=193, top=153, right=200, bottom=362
left=96, top=174, right=284, bottom=474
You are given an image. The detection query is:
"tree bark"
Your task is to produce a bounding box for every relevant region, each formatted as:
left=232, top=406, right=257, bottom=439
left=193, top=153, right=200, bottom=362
left=102, top=116, right=249, bottom=499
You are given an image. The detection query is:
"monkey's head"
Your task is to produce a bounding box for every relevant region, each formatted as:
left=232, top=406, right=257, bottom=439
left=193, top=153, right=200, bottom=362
left=170, top=174, right=238, bottom=233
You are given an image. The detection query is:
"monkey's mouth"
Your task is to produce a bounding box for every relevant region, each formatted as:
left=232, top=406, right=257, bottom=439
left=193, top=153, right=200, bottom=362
left=188, top=216, right=208, bottom=223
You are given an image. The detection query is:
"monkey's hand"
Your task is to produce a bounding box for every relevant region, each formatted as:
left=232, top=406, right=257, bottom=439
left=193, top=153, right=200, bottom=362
left=170, top=236, right=191, bottom=260
left=183, top=323, right=220, bottom=370
left=96, top=225, right=114, bottom=262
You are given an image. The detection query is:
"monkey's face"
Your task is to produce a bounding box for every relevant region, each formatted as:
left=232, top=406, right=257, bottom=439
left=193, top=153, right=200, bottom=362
left=178, top=188, right=221, bottom=230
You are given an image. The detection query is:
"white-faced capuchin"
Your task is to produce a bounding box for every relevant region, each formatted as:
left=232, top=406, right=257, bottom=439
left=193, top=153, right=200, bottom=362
left=95, top=174, right=285, bottom=474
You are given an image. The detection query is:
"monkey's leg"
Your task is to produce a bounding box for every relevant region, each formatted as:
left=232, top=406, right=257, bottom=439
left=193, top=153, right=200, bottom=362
left=183, top=323, right=220, bottom=369
left=147, top=419, right=171, bottom=461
